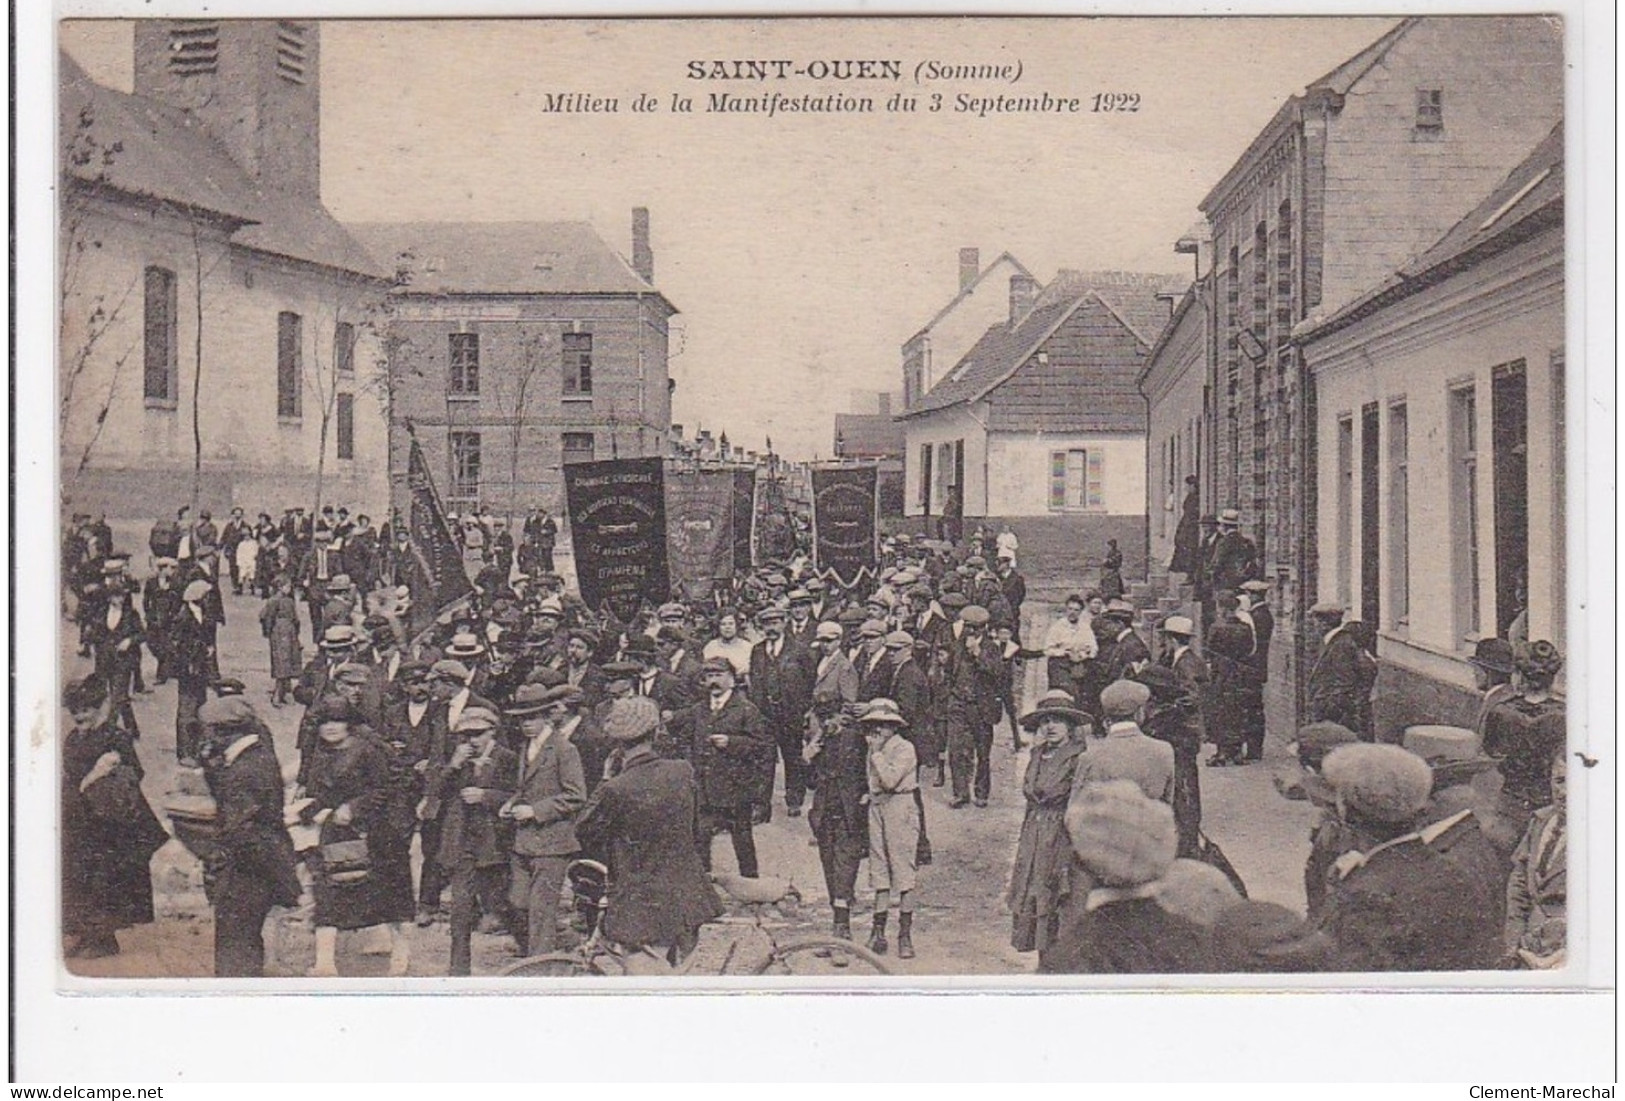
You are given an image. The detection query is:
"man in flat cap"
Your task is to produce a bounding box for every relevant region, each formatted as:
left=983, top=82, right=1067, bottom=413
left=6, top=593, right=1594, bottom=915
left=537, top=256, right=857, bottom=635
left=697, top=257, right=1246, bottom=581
left=197, top=695, right=301, bottom=976
left=667, top=659, right=773, bottom=878
left=942, top=604, right=1005, bottom=808
left=1071, top=679, right=1174, bottom=806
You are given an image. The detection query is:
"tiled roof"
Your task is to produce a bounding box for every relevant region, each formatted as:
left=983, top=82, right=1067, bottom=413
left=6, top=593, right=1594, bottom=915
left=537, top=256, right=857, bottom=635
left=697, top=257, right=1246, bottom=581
left=346, top=221, right=669, bottom=303
left=1298, top=122, right=1563, bottom=342
left=901, top=270, right=1173, bottom=418
left=60, top=52, right=388, bottom=280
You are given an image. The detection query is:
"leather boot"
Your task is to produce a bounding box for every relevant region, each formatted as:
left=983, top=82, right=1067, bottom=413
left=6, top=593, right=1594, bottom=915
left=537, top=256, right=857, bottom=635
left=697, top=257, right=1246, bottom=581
left=832, top=906, right=851, bottom=940
left=896, top=912, right=916, bottom=959
left=867, top=911, right=889, bottom=955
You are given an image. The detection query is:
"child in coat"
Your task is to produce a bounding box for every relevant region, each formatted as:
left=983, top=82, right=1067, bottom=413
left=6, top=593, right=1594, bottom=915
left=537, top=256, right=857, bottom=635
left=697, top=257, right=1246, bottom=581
left=861, top=699, right=920, bottom=959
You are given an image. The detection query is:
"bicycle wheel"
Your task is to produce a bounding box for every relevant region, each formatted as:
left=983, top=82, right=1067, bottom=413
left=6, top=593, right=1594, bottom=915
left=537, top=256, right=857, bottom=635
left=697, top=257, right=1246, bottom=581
left=753, top=936, right=894, bottom=977
left=500, top=951, right=623, bottom=978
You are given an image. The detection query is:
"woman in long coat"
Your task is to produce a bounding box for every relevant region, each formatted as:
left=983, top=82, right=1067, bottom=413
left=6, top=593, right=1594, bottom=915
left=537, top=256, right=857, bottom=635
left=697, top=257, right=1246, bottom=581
left=61, top=677, right=168, bottom=960
left=1007, top=690, right=1090, bottom=953
left=297, top=699, right=400, bottom=976
left=259, top=574, right=303, bottom=707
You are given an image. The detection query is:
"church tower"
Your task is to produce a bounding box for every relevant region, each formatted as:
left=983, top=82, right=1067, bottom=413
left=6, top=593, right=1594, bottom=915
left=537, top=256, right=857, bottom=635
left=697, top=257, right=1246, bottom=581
left=132, top=19, right=321, bottom=201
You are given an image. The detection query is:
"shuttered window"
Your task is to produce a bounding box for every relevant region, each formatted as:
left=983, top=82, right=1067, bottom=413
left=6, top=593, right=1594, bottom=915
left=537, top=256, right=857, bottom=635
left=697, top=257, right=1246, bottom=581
left=336, top=393, right=355, bottom=460
left=1049, top=449, right=1104, bottom=511
left=277, top=311, right=302, bottom=418
left=143, top=266, right=177, bottom=403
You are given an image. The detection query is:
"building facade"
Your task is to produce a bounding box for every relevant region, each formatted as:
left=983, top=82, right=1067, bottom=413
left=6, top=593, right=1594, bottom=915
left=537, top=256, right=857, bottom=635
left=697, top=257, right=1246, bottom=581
left=899, top=270, right=1173, bottom=584
left=900, top=248, right=1031, bottom=523
left=60, top=23, right=392, bottom=523
left=348, top=217, right=676, bottom=519
left=1193, top=15, right=1563, bottom=733
left=1140, top=278, right=1211, bottom=574
left=1300, top=125, right=1563, bottom=741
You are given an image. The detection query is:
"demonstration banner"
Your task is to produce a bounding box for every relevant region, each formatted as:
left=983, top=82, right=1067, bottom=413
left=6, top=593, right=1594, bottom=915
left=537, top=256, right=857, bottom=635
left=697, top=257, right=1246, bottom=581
left=564, top=456, right=670, bottom=621
left=404, top=435, right=474, bottom=638
left=666, top=466, right=735, bottom=601
left=810, top=464, right=879, bottom=588
left=752, top=470, right=796, bottom=565
left=732, top=468, right=756, bottom=574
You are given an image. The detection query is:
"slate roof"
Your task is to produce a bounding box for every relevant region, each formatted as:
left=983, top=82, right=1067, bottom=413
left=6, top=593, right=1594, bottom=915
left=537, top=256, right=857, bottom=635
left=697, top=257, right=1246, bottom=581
left=346, top=222, right=672, bottom=307
left=60, top=52, right=388, bottom=280
left=1297, top=122, right=1563, bottom=342
left=900, top=270, right=1173, bottom=420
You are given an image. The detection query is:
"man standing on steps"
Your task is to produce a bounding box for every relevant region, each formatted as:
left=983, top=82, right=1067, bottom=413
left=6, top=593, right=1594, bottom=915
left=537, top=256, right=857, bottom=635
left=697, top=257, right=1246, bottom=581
left=1207, top=508, right=1261, bottom=617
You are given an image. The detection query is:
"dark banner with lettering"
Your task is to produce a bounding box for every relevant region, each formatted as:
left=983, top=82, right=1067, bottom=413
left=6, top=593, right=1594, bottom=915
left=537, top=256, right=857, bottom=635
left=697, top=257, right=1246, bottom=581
left=405, top=436, right=474, bottom=639
left=752, top=469, right=796, bottom=566
left=732, top=468, right=756, bottom=574
left=810, top=465, right=878, bottom=589
left=666, top=467, right=735, bottom=601
left=564, top=457, right=670, bottom=621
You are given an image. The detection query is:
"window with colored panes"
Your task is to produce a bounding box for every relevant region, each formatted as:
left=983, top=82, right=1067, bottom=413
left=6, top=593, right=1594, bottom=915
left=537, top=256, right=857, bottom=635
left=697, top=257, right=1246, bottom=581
left=1049, top=449, right=1103, bottom=510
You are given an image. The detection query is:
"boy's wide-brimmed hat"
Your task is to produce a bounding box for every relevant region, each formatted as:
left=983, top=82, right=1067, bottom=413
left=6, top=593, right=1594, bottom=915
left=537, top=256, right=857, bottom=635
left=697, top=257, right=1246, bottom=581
left=856, top=698, right=909, bottom=726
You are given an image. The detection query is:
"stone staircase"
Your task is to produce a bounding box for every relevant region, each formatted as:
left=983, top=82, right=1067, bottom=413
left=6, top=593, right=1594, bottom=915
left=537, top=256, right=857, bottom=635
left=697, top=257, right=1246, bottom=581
left=1127, top=567, right=1195, bottom=632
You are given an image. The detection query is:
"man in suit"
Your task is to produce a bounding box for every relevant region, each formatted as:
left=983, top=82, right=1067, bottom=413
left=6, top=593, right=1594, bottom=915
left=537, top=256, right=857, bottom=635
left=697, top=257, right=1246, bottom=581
left=142, top=557, right=182, bottom=686
left=852, top=618, right=893, bottom=702
left=1206, top=593, right=1259, bottom=767
left=747, top=605, right=814, bottom=820
left=1097, top=599, right=1152, bottom=686
left=197, top=696, right=302, bottom=977
left=1191, top=515, right=1220, bottom=636
left=1236, top=579, right=1274, bottom=762
left=1072, top=679, right=1175, bottom=805
left=575, top=695, right=724, bottom=964
left=502, top=683, right=587, bottom=956
left=380, top=660, right=452, bottom=926
left=668, top=659, right=774, bottom=878
left=1208, top=508, right=1261, bottom=610
left=219, top=508, right=250, bottom=596
left=655, top=625, right=704, bottom=698
left=625, top=634, right=692, bottom=713
left=1306, top=602, right=1369, bottom=734
left=1155, top=615, right=1207, bottom=854
left=785, top=589, right=821, bottom=649
left=943, top=604, right=1005, bottom=808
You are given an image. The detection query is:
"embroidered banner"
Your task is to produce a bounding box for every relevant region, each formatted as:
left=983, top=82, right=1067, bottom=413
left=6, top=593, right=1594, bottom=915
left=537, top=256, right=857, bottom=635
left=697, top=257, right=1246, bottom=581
left=810, top=464, right=878, bottom=589
left=732, top=467, right=756, bottom=575
left=404, top=435, right=474, bottom=638
left=666, top=466, right=736, bottom=602
left=564, top=456, right=670, bottom=621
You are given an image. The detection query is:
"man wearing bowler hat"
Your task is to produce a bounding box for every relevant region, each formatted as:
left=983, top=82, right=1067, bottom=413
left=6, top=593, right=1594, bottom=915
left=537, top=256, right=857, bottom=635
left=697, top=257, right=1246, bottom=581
left=502, top=684, right=587, bottom=955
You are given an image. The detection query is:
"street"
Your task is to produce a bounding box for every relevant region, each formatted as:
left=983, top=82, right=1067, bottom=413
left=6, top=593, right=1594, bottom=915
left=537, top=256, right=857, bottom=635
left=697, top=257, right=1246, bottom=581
left=63, top=571, right=1318, bottom=981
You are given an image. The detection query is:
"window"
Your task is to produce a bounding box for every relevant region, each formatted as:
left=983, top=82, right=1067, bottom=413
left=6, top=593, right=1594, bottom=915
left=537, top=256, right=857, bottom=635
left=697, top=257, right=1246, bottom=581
left=1388, top=402, right=1409, bottom=626
left=335, top=393, right=355, bottom=460
left=918, top=444, right=933, bottom=510
left=448, top=332, right=479, bottom=394
left=563, top=332, right=593, bottom=396
left=167, top=23, right=219, bottom=75
left=334, top=322, right=355, bottom=376
left=275, top=22, right=309, bottom=84
left=1048, top=449, right=1104, bottom=511
left=450, top=431, right=482, bottom=500
left=562, top=432, right=595, bottom=465
left=277, top=311, right=302, bottom=418
left=1335, top=415, right=1354, bottom=607
left=143, top=266, right=177, bottom=404
left=1415, top=88, right=1443, bottom=131
left=1449, top=385, right=1481, bottom=642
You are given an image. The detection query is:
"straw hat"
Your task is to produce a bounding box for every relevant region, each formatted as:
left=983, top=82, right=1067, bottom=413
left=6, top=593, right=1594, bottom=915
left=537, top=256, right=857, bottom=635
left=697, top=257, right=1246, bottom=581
left=1019, top=689, right=1090, bottom=730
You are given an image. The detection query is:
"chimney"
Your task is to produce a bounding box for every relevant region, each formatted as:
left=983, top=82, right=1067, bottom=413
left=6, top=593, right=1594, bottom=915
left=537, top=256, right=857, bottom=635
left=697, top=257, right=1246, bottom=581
left=1009, top=274, right=1039, bottom=326
left=632, top=207, right=654, bottom=283
left=958, top=247, right=980, bottom=292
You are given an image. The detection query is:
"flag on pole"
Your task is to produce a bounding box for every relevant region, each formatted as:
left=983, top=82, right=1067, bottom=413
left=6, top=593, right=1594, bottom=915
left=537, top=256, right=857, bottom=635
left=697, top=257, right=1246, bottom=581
left=404, top=433, right=473, bottom=638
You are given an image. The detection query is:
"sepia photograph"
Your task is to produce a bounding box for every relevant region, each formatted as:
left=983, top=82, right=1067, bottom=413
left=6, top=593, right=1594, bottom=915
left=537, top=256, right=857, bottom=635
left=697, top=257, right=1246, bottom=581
left=36, top=5, right=1604, bottom=1010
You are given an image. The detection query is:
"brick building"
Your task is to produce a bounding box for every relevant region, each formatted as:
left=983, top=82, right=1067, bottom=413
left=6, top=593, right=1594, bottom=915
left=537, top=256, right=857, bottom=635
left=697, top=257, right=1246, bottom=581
left=59, top=23, right=392, bottom=523
left=1189, top=15, right=1562, bottom=734
left=1300, top=124, right=1564, bottom=741
left=348, top=216, right=677, bottom=518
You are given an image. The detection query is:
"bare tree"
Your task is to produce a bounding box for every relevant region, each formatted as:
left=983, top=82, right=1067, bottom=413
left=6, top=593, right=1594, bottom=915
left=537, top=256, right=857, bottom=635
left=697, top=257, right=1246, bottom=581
left=59, top=104, right=138, bottom=489
left=302, top=279, right=379, bottom=523
left=486, top=325, right=553, bottom=526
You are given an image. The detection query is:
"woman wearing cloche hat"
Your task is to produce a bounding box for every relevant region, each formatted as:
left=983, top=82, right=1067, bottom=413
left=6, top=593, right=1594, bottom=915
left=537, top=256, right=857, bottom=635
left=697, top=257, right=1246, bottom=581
left=1007, top=690, right=1091, bottom=953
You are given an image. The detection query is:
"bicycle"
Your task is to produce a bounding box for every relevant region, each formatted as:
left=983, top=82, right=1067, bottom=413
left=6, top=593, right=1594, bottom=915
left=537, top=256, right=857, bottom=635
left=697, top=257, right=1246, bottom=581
left=501, top=860, right=893, bottom=978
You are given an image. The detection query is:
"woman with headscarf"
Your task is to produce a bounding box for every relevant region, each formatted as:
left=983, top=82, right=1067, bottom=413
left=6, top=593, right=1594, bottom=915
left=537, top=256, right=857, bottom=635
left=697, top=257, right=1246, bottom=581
left=61, top=677, right=167, bottom=961
left=1007, top=690, right=1091, bottom=954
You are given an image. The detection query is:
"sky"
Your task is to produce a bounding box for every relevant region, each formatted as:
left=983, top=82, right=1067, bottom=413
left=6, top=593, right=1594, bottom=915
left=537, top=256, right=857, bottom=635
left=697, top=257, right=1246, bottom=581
left=61, top=16, right=1396, bottom=459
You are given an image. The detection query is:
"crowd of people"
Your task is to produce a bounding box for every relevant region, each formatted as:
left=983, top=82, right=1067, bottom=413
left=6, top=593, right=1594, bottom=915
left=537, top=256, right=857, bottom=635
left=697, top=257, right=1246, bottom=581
left=59, top=504, right=1569, bottom=979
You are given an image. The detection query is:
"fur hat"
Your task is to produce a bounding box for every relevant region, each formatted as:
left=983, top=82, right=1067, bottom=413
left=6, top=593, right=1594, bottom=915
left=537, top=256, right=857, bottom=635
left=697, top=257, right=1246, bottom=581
left=1066, top=780, right=1178, bottom=887
left=1322, top=743, right=1434, bottom=825
left=601, top=696, right=662, bottom=743
left=1151, top=859, right=1240, bottom=927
